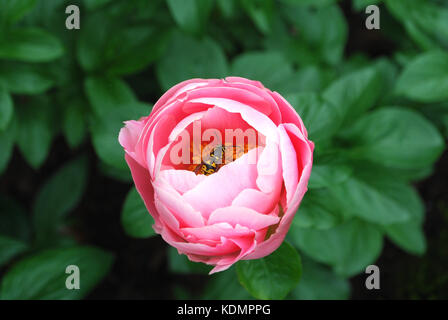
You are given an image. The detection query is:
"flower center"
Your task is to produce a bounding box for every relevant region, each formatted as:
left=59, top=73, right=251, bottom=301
left=187, top=142, right=255, bottom=176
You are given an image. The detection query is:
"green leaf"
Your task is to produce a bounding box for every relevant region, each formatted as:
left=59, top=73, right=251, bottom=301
left=63, top=99, right=86, bottom=149
left=289, top=219, right=383, bottom=276
left=273, top=66, right=334, bottom=95
left=0, top=246, right=114, bottom=300
left=85, top=76, right=151, bottom=170
left=420, top=102, right=448, bottom=137
left=201, top=267, right=252, bottom=300
left=282, top=4, right=347, bottom=65
left=156, top=32, right=228, bottom=91
left=0, top=118, right=17, bottom=174
left=236, top=241, right=302, bottom=300
left=351, top=158, right=431, bottom=186
left=279, top=0, right=339, bottom=7
left=386, top=0, right=448, bottom=51
left=309, top=163, right=352, bottom=189
left=338, top=53, right=370, bottom=75
left=77, top=14, right=169, bottom=75
left=231, top=51, right=293, bottom=89
left=90, top=119, right=128, bottom=171
left=382, top=181, right=426, bottom=255
left=20, top=0, right=66, bottom=28
left=241, top=0, right=274, bottom=34
left=167, top=0, right=213, bottom=35
left=385, top=166, right=434, bottom=183
left=105, top=26, right=170, bottom=76
left=323, top=66, right=381, bottom=124
left=292, top=190, right=342, bottom=230
left=0, top=235, right=28, bottom=267
left=168, top=247, right=211, bottom=274
left=286, top=92, right=342, bottom=141
left=121, top=187, right=155, bottom=238
left=289, top=257, right=350, bottom=300
left=16, top=96, right=54, bottom=169
left=216, top=0, right=237, bottom=18
left=76, top=12, right=112, bottom=72
left=0, top=84, right=13, bottom=131
left=352, top=0, right=382, bottom=11
left=402, top=20, right=438, bottom=51
left=374, top=58, right=399, bottom=104
left=443, top=113, right=448, bottom=138
left=0, top=195, right=30, bottom=266
left=33, top=156, right=88, bottom=245
left=84, top=76, right=137, bottom=118
left=83, top=0, right=112, bottom=11
left=328, top=174, right=420, bottom=225
left=341, top=107, right=445, bottom=170
left=0, top=62, right=54, bottom=94
left=0, top=0, right=36, bottom=25
left=386, top=222, right=426, bottom=256
left=0, top=195, right=30, bottom=242
left=0, top=28, right=63, bottom=62
left=396, top=51, right=448, bottom=103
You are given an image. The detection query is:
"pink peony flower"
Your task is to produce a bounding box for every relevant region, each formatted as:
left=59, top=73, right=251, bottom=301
left=119, top=77, right=314, bottom=274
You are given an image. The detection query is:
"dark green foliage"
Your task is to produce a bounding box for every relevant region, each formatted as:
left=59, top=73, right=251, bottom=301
left=0, top=0, right=447, bottom=300
left=236, top=242, right=302, bottom=299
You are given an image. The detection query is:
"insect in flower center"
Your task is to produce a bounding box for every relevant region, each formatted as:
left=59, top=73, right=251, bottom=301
left=188, top=142, right=255, bottom=176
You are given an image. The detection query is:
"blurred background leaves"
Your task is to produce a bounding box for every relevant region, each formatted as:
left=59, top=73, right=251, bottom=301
left=0, top=0, right=447, bottom=300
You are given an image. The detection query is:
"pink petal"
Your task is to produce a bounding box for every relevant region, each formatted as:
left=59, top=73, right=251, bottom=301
left=152, top=111, right=206, bottom=176
left=223, top=78, right=282, bottom=125
left=153, top=181, right=205, bottom=228
left=225, top=76, right=265, bottom=89
left=185, top=97, right=280, bottom=144
left=209, top=264, right=234, bottom=274
left=119, top=120, right=146, bottom=167
left=145, top=112, right=178, bottom=178
left=282, top=123, right=314, bottom=177
left=154, top=196, right=181, bottom=232
left=208, top=206, right=280, bottom=230
left=124, top=154, right=160, bottom=229
left=198, top=106, right=252, bottom=134
left=173, top=237, right=239, bottom=256
left=181, top=223, right=254, bottom=241
left=243, top=124, right=314, bottom=260
left=269, top=91, right=309, bottom=137
left=278, top=124, right=299, bottom=203
left=152, top=79, right=212, bottom=114
left=255, top=139, right=282, bottom=194
left=231, top=188, right=279, bottom=214
left=185, top=86, right=273, bottom=119
left=182, top=148, right=259, bottom=218
left=209, top=235, right=258, bottom=274
left=158, top=169, right=206, bottom=194
left=141, top=100, right=210, bottom=176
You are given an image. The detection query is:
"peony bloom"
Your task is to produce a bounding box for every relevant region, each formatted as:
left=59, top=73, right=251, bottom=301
left=119, top=77, right=314, bottom=273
